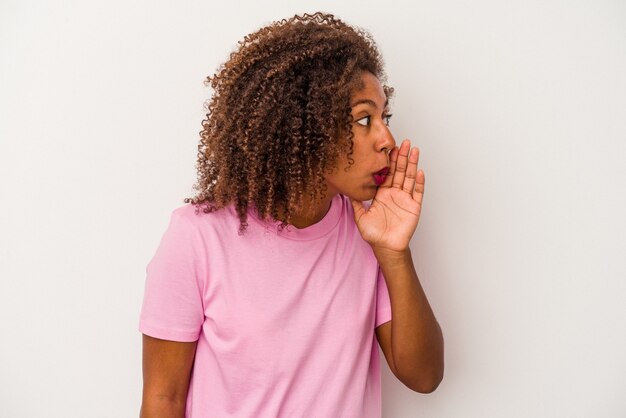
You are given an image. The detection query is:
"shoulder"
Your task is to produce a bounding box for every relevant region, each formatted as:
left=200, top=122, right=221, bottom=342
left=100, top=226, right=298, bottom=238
left=159, top=203, right=237, bottom=243
left=169, top=203, right=236, bottom=227
left=170, top=203, right=199, bottom=219
left=168, top=202, right=266, bottom=241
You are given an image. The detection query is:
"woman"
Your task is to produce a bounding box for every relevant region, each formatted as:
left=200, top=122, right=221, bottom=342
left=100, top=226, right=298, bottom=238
left=139, top=12, right=443, bottom=417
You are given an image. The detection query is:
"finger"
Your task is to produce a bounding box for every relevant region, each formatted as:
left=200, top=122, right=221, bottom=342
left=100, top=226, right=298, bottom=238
left=391, top=140, right=411, bottom=189
left=402, top=147, right=419, bottom=193
left=412, top=168, right=425, bottom=206
left=380, top=146, right=398, bottom=188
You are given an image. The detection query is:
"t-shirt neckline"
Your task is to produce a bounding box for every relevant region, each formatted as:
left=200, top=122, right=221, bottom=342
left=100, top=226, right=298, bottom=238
left=248, top=194, right=344, bottom=241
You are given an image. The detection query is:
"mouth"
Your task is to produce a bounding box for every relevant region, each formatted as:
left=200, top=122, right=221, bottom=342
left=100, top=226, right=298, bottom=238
left=373, top=167, right=389, bottom=186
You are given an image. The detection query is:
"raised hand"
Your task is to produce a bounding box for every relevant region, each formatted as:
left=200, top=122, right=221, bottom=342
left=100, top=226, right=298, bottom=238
left=350, top=139, right=425, bottom=253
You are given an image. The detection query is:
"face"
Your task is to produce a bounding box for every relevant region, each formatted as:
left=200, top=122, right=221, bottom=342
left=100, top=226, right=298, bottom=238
left=324, top=71, right=396, bottom=201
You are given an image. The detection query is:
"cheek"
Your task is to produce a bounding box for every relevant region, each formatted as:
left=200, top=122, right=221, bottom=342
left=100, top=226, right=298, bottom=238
left=332, top=154, right=352, bottom=172
left=325, top=168, right=353, bottom=191
left=348, top=139, right=369, bottom=161
left=349, top=150, right=370, bottom=169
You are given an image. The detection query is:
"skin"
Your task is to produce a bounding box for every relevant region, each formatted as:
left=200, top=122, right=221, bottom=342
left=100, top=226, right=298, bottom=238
left=141, top=336, right=196, bottom=417
left=309, top=71, right=444, bottom=392
left=140, top=71, right=444, bottom=417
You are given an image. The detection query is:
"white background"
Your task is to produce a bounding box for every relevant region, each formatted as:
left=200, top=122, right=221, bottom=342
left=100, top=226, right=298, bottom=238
left=1, top=1, right=625, bottom=417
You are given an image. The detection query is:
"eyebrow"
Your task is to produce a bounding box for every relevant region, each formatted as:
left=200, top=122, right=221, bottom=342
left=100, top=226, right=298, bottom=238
left=350, top=98, right=389, bottom=109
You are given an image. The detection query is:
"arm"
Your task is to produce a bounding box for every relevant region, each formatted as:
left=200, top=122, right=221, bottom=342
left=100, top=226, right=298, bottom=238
left=140, top=334, right=198, bottom=418
left=374, top=248, right=444, bottom=393
left=351, top=139, right=444, bottom=393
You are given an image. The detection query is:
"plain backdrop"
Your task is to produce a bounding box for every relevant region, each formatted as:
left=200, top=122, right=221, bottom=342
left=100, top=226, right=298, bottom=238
left=1, top=1, right=625, bottom=417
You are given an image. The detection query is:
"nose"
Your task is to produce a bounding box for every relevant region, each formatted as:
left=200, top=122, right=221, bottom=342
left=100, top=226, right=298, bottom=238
left=377, top=125, right=396, bottom=157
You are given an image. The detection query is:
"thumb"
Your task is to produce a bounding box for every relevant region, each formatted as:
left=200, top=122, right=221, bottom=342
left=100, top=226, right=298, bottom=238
left=349, top=198, right=366, bottom=221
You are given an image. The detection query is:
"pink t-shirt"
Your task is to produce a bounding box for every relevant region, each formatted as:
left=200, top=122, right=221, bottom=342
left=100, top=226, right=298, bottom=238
left=139, top=193, right=392, bottom=417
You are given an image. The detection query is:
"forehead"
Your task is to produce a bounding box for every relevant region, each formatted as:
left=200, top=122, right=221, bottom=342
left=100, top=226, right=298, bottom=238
left=350, top=72, right=388, bottom=108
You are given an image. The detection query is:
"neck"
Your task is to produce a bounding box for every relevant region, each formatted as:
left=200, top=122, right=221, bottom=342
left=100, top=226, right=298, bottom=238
left=279, top=193, right=336, bottom=229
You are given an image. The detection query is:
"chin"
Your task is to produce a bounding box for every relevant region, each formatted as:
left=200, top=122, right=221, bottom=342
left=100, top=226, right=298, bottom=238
left=346, top=187, right=377, bottom=202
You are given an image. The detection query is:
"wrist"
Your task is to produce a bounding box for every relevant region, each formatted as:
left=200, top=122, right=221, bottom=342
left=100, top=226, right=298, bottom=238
left=372, top=246, right=412, bottom=267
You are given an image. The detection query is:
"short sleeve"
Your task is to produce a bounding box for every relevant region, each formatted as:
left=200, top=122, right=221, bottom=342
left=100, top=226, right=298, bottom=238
left=139, top=211, right=206, bottom=342
left=375, top=266, right=392, bottom=328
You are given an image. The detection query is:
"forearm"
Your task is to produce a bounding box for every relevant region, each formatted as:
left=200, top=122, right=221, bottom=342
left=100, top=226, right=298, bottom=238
left=140, top=396, right=186, bottom=418
left=140, top=335, right=196, bottom=418
left=375, top=247, right=444, bottom=391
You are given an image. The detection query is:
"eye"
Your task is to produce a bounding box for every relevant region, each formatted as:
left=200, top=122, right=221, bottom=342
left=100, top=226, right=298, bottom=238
left=356, top=115, right=371, bottom=127
left=383, top=114, right=393, bottom=126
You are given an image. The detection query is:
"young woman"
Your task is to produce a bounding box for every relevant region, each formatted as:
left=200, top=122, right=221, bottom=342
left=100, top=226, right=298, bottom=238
left=139, top=12, right=444, bottom=418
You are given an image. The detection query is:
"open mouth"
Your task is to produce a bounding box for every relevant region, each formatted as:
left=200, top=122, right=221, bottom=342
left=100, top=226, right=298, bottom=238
left=373, top=167, right=389, bottom=186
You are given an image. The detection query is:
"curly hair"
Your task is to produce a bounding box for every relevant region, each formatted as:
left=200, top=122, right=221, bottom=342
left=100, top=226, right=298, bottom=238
left=184, top=12, right=393, bottom=232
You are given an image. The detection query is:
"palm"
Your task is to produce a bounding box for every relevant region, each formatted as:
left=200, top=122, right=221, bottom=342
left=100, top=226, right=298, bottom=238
left=351, top=140, right=425, bottom=253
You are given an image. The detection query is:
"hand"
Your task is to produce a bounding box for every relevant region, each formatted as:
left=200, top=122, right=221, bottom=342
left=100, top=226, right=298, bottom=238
left=350, top=139, right=425, bottom=254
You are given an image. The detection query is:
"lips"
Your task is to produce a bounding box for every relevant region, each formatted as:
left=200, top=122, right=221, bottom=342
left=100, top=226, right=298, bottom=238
left=373, top=167, right=389, bottom=186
